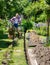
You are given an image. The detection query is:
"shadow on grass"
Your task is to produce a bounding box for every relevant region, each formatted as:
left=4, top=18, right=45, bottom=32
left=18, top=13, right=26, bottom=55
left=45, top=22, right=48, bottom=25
left=0, top=41, right=12, bottom=48
left=0, top=30, right=21, bottom=48
left=0, top=33, right=8, bottom=39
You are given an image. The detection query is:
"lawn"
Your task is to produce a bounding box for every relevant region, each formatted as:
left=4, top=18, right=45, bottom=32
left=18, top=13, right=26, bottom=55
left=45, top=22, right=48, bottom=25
left=10, top=39, right=27, bottom=65
left=0, top=27, right=27, bottom=65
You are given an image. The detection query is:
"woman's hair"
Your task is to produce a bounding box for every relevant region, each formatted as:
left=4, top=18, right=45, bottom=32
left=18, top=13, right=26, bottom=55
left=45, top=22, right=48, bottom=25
left=16, top=13, right=19, bottom=17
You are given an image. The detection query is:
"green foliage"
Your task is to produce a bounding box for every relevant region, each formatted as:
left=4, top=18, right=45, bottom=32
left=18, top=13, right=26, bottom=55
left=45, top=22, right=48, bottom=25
left=23, top=0, right=47, bottom=22
left=45, top=0, right=50, bottom=17
left=46, top=0, right=50, bottom=5
left=0, top=0, right=29, bottom=18
left=22, top=19, right=33, bottom=32
left=36, top=11, right=47, bottom=22
left=35, top=25, right=47, bottom=36
left=0, top=0, right=49, bottom=23
left=44, top=41, right=50, bottom=47
left=0, top=19, right=3, bottom=26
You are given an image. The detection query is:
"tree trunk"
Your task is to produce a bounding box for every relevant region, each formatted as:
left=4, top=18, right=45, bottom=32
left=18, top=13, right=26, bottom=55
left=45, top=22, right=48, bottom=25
left=47, top=18, right=50, bottom=43
left=24, top=32, right=26, bottom=51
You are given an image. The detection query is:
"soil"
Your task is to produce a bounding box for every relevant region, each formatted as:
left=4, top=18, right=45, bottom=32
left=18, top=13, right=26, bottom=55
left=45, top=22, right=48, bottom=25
left=28, top=31, right=50, bottom=65
left=28, top=31, right=41, bottom=47
left=33, top=44, right=50, bottom=65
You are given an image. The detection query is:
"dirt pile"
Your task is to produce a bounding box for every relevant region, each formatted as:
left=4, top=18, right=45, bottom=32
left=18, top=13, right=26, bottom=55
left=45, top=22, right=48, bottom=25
left=27, top=31, right=50, bottom=65
left=28, top=31, right=41, bottom=46
left=33, top=44, right=50, bottom=65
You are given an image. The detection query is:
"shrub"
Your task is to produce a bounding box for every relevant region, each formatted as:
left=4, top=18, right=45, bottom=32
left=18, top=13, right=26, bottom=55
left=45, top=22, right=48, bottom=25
left=22, top=19, right=33, bottom=32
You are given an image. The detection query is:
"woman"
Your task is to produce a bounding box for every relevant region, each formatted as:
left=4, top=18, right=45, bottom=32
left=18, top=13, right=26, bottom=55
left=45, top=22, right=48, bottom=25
left=9, top=13, right=21, bottom=38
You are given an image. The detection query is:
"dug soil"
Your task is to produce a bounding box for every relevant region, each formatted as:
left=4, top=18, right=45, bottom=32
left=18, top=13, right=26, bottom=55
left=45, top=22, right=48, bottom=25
left=28, top=31, right=50, bottom=65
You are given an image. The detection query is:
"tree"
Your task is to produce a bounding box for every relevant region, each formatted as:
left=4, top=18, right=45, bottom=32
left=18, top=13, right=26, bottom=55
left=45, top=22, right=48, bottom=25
left=0, top=0, right=6, bottom=18
left=45, top=0, right=50, bottom=43
left=22, top=19, right=33, bottom=51
left=23, top=0, right=47, bottom=23
left=0, top=0, right=48, bottom=22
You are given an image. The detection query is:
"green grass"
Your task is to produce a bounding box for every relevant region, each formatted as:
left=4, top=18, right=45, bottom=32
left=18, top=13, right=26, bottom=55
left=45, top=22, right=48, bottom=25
left=0, top=27, right=27, bottom=65
left=44, top=40, right=50, bottom=47
left=0, top=48, right=8, bottom=65
left=9, top=39, right=27, bottom=65
left=44, top=43, right=50, bottom=47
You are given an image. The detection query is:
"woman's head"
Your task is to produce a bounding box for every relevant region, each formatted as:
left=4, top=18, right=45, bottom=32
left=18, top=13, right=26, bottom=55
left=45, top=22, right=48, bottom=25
left=16, top=13, right=19, bottom=18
